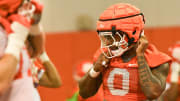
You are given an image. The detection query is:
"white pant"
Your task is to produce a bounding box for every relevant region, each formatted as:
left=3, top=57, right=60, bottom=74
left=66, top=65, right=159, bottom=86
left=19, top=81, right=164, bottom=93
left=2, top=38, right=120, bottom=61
left=33, top=88, right=41, bottom=101
left=0, top=74, right=38, bottom=101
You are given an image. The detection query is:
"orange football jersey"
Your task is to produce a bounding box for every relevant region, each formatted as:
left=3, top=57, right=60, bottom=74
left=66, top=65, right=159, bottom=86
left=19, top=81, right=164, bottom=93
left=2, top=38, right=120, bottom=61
left=93, top=44, right=171, bottom=101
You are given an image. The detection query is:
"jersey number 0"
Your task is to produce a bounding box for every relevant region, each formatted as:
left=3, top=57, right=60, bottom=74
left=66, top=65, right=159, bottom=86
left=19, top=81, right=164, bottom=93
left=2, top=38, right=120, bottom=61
left=107, top=68, right=130, bottom=96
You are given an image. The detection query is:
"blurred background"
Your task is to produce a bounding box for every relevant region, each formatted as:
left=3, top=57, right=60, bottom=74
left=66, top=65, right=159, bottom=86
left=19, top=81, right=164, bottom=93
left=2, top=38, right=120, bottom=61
left=38, top=0, right=180, bottom=101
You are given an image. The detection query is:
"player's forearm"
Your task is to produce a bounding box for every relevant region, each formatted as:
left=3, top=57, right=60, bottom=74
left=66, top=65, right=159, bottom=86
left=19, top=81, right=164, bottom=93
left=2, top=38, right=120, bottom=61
left=161, top=83, right=179, bottom=101
left=28, top=24, right=45, bottom=58
left=79, top=72, right=102, bottom=98
left=137, top=54, right=163, bottom=99
left=41, top=61, right=61, bottom=87
left=27, top=33, right=44, bottom=58
left=0, top=55, right=18, bottom=95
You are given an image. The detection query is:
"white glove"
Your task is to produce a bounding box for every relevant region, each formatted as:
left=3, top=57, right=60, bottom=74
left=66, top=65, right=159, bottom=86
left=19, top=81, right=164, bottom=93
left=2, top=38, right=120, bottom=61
left=5, top=22, right=29, bottom=60
left=39, top=51, right=50, bottom=63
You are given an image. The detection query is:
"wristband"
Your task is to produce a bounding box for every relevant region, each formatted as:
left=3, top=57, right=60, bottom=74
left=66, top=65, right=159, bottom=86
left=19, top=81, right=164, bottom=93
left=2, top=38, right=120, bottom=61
left=171, top=62, right=180, bottom=83
left=39, top=51, right=49, bottom=63
left=89, top=68, right=100, bottom=78
left=171, top=72, right=179, bottom=83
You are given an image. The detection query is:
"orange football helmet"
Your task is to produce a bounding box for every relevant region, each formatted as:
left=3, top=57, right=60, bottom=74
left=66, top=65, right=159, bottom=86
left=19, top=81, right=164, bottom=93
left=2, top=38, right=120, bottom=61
left=97, top=3, right=145, bottom=58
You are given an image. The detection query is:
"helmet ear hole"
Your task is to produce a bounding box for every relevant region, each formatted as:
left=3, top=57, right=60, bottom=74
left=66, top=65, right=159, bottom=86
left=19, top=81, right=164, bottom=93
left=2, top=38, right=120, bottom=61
left=132, top=30, right=136, bottom=35
left=128, top=38, right=135, bottom=46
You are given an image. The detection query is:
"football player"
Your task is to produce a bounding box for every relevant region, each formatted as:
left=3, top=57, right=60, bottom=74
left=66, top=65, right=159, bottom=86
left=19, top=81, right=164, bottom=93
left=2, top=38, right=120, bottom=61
left=79, top=3, right=172, bottom=101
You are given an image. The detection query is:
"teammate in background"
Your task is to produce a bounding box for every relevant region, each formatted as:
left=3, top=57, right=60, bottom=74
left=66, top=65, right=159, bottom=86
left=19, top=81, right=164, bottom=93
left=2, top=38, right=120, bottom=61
left=158, top=42, right=180, bottom=101
left=67, top=61, right=103, bottom=101
left=79, top=3, right=172, bottom=101
left=0, top=0, right=60, bottom=100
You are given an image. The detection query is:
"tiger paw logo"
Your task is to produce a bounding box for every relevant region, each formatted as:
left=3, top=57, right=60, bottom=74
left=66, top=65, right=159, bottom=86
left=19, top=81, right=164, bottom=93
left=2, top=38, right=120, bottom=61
left=100, top=24, right=104, bottom=28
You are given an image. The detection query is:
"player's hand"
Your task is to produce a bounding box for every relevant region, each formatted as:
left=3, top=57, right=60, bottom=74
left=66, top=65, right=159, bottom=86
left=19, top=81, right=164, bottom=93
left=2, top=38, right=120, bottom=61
left=136, top=36, right=149, bottom=55
left=93, top=53, right=111, bottom=72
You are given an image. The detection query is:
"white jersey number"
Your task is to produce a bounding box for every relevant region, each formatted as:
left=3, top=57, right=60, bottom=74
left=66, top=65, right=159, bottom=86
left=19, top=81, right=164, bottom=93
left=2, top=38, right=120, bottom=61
left=107, top=68, right=129, bottom=96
